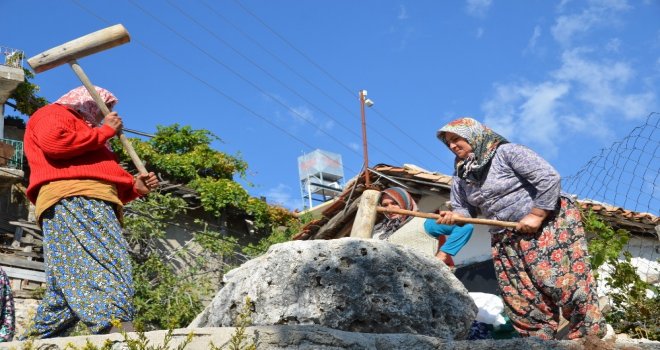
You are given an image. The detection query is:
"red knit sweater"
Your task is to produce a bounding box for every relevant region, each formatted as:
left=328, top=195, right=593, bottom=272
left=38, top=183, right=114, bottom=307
left=25, top=104, right=140, bottom=204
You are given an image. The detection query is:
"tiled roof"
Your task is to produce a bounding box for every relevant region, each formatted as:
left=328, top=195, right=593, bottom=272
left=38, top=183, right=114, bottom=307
left=293, top=164, right=659, bottom=240
left=577, top=200, right=658, bottom=236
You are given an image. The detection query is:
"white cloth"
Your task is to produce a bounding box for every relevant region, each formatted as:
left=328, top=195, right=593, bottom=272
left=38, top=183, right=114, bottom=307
left=469, top=292, right=506, bottom=326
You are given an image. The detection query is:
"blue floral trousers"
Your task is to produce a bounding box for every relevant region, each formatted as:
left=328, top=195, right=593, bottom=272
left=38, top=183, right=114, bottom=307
left=22, top=196, right=134, bottom=339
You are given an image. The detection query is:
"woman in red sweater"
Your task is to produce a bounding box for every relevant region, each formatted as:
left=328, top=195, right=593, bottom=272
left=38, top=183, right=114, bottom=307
left=21, top=86, right=158, bottom=338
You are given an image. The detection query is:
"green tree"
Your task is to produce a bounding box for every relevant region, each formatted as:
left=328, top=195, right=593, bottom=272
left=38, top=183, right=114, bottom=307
left=113, top=124, right=300, bottom=330
left=7, top=68, right=48, bottom=116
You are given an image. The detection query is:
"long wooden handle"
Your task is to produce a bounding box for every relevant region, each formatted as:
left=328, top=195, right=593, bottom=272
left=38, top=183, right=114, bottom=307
left=376, top=206, right=518, bottom=228
left=69, top=60, right=148, bottom=174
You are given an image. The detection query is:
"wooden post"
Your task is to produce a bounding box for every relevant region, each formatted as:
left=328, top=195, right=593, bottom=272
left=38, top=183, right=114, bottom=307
left=350, top=189, right=381, bottom=238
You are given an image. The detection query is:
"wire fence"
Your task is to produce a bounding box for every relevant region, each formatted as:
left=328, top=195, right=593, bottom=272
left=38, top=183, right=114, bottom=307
left=563, top=112, right=659, bottom=215
left=563, top=112, right=659, bottom=297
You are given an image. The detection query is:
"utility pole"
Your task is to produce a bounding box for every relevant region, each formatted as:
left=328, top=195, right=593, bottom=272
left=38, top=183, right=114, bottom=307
left=359, top=89, right=374, bottom=188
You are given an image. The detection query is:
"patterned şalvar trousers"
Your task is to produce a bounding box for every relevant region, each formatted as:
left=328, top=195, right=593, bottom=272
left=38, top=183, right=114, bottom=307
left=22, top=196, right=134, bottom=339
left=491, top=198, right=606, bottom=340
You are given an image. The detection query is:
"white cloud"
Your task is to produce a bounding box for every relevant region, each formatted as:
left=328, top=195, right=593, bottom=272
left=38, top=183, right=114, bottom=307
left=551, top=0, right=630, bottom=47
left=481, top=48, right=656, bottom=155
left=551, top=10, right=599, bottom=46
left=465, top=0, right=492, bottom=18
left=479, top=0, right=657, bottom=160
left=264, top=183, right=300, bottom=210
left=389, top=6, right=415, bottom=50
left=319, top=119, right=335, bottom=135
left=398, top=5, right=409, bottom=20
left=398, top=27, right=415, bottom=50
left=562, top=113, right=612, bottom=139
left=476, top=27, right=484, bottom=39
left=605, top=38, right=621, bottom=52
left=482, top=81, right=569, bottom=155
left=348, top=142, right=360, bottom=152
left=552, top=49, right=655, bottom=119
left=556, top=0, right=573, bottom=12
left=288, top=105, right=334, bottom=134
left=524, top=25, right=542, bottom=54
left=290, top=105, right=315, bottom=124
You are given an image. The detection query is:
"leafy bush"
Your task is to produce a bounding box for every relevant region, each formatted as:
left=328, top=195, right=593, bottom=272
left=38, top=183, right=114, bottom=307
left=583, top=209, right=659, bottom=340
left=116, top=125, right=300, bottom=330
left=582, top=209, right=630, bottom=272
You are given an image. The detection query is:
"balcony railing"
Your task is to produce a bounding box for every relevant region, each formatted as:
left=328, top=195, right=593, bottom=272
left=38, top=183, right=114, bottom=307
left=0, top=138, right=23, bottom=169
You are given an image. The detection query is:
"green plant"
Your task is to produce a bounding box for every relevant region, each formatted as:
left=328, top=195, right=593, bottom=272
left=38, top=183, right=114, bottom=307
left=121, top=328, right=193, bottom=350
left=131, top=254, right=210, bottom=331
left=29, top=285, right=45, bottom=300
left=602, top=252, right=659, bottom=340
left=210, top=297, right=257, bottom=350
left=47, top=326, right=194, bottom=350
left=582, top=209, right=629, bottom=272
left=584, top=210, right=659, bottom=340
left=8, top=69, right=48, bottom=116
left=116, top=124, right=300, bottom=330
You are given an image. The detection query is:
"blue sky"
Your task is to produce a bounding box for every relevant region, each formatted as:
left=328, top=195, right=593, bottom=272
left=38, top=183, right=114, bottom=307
left=2, top=0, right=659, bottom=212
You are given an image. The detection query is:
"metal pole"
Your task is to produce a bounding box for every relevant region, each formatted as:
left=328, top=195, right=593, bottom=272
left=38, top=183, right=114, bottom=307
left=360, top=90, right=370, bottom=188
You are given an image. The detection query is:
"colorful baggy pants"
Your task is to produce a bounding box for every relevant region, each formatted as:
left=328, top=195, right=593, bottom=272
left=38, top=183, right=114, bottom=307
left=491, top=198, right=606, bottom=340
left=22, top=196, right=134, bottom=339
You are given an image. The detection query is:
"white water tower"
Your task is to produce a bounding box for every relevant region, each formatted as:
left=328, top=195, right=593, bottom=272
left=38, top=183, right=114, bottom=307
left=298, top=149, right=344, bottom=209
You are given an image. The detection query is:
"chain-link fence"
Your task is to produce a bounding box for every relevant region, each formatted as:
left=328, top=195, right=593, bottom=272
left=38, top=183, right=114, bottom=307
left=563, top=112, right=659, bottom=325
left=563, top=112, right=658, bottom=216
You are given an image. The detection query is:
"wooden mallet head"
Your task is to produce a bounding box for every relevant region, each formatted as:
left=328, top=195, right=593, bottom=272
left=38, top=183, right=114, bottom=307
left=27, top=24, right=130, bottom=73
left=26, top=24, right=148, bottom=175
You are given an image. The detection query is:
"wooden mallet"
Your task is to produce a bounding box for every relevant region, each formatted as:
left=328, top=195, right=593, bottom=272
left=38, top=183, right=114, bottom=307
left=27, top=24, right=147, bottom=174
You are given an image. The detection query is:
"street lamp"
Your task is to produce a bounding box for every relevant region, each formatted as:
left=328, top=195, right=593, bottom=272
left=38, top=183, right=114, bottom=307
left=359, top=90, right=374, bottom=187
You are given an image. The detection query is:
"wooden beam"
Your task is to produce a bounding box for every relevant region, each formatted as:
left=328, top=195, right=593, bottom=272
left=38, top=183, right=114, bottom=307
left=350, top=189, right=381, bottom=239
left=3, top=266, right=46, bottom=283
left=0, top=254, right=45, bottom=271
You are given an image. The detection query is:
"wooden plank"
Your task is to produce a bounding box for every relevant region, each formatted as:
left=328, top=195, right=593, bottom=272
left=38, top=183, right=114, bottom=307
left=9, top=220, right=41, bottom=232
left=2, top=266, right=46, bottom=283
left=12, top=289, right=42, bottom=299
left=350, top=190, right=381, bottom=238
left=0, top=254, right=45, bottom=270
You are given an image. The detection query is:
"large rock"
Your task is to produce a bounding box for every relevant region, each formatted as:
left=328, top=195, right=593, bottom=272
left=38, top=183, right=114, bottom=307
left=190, top=238, right=477, bottom=340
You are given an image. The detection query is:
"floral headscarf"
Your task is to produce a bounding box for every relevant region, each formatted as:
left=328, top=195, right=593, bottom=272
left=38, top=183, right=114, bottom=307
left=437, top=117, right=508, bottom=183
left=377, top=187, right=418, bottom=240
left=55, top=86, right=118, bottom=127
